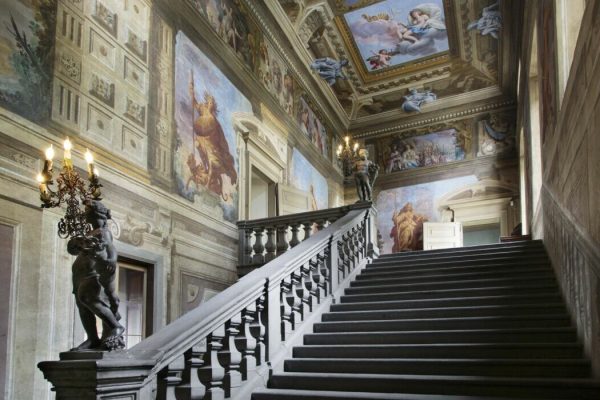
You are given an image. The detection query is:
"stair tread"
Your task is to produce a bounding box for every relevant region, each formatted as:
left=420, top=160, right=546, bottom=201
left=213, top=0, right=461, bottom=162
left=326, top=303, right=565, bottom=315
left=341, top=284, right=559, bottom=300
left=287, top=357, right=589, bottom=364
left=356, top=268, right=552, bottom=282
left=253, top=388, right=529, bottom=400
left=307, top=326, right=576, bottom=336
left=334, top=293, right=562, bottom=307
left=347, top=276, right=557, bottom=291
left=317, top=314, right=570, bottom=324
left=271, top=371, right=600, bottom=387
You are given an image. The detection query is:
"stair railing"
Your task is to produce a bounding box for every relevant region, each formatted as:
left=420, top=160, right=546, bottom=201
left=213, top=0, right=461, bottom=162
left=39, top=202, right=379, bottom=400
left=236, top=204, right=360, bottom=270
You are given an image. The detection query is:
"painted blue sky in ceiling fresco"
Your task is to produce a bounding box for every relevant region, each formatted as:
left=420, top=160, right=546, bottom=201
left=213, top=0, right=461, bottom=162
left=344, top=0, right=449, bottom=71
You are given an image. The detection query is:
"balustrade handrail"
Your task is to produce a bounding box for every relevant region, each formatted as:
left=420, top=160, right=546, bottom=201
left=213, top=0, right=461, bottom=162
left=39, top=202, right=378, bottom=400
left=126, top=202, right=372, bottom=374
left=236, top=204, right=360, bottom=230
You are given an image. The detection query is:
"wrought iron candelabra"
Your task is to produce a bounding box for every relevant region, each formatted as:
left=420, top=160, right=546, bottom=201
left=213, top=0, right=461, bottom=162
left=36, top=138, right=103, bottom=238
left=336, top=135, right=359, bottom=177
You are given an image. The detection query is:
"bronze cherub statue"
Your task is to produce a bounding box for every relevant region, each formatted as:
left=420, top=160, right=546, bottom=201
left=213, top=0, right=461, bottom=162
left=67, top=200, right=125, bottom=351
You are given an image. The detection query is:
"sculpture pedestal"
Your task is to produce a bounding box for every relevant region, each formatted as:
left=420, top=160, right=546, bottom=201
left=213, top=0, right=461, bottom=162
left=59, top=351, right=105, bottom=361
left=38, top=351, right=155, bottom=400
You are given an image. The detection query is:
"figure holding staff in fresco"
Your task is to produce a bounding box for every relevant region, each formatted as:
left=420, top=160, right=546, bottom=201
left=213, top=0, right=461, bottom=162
left=186, top=69, right=238, bottom=201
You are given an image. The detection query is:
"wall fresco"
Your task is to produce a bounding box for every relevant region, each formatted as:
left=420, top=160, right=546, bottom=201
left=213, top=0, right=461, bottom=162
left=376, top=175, right=478, bottom=253
left=174, top=31, right=253, bottom=222
left=298, top=97, right=329, bottom=158
left=188, top=0, right=328, bottom=157
left=381, top=128, right=467, bottom=173
left=290, top=147, right=328, bottom=210
left=0, top=0, right=56, bottom=122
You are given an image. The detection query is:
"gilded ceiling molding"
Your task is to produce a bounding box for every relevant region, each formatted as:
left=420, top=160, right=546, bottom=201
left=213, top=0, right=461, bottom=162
left=353, top=99, right=515, bottom=140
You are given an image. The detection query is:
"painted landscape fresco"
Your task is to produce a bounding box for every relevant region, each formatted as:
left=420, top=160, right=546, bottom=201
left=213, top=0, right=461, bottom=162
left=383, top=129, right=466, bottom=173
left=344, top=0, right=449, bottom=70
left=298, top=97, right=329, bottom=157
left=290, top=148, right=328, bottom=210
left=0, top=0, right=56, bottom=122
left=376, top=175, right=478, bottom=253
left=174, top=31, right=253, bottom=222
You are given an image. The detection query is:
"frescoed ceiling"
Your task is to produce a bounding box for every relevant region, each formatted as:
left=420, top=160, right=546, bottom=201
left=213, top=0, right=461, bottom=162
left=270, top=0, right=519, bottom=137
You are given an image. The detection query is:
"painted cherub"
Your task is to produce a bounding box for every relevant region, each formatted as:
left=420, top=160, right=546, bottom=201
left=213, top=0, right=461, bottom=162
left=396, top=22, right=418, bottom=43
left=367, top=49, right=392, bottom=69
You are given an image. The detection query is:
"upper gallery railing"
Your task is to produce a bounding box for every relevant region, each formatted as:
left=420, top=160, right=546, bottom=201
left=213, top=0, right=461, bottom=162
left=39, top=202, right=379, bottom=400
left=236, top=204, right=367, bottom=271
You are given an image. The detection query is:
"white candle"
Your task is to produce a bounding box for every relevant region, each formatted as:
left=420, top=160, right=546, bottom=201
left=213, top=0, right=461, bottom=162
left=45, top=144, right=54, bottom=161
left=84, top=149, right=95, bottom=177
left=63, top=138, right=72, bottom=160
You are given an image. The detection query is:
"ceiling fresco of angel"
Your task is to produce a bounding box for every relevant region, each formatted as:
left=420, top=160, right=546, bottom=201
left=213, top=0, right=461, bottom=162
left=343, top=0, right=450, bottom=71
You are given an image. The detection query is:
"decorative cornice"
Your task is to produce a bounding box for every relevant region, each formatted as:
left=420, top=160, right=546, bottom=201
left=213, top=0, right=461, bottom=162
left=353, top=97, right=515, bottom=139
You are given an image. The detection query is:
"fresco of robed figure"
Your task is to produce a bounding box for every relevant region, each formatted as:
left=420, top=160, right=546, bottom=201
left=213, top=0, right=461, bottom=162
left=174, top=32, right=253, bottom=223
left=376, top=175, right=478, bottom=253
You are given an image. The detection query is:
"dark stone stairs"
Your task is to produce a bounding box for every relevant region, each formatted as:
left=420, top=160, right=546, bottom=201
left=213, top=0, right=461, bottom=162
left=252, top=240, right=600, bottom=399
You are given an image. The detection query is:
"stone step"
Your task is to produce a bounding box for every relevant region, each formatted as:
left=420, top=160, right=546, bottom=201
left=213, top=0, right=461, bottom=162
left=340, top=284, right=559, bottom=303
left=267, top=372, right=600, bottom=399
left=363, top=260, right=548, bottom=275
left=353, top=268, right=553, bottom=286
left=333, top=293, right=564, bottom=310
left=373, top=248, right=548, bottom=264
left=313, top=315, right=571, bottom=333
left=377, top=241, right=543, bottom=260
left=252, top=388, right=527, bottom=400
left=293, top=343, right=583, bottom=359
left=368, top=255, right=548, bottom=270
left=322, top=303, right=566, bottom=321
left=303, top=327, right=579, bottom=345
left=283, top=358, right=591, bottom=378
left=356, top=264, right=554, bottom=281
left=344, top=277, right=558, bottom=295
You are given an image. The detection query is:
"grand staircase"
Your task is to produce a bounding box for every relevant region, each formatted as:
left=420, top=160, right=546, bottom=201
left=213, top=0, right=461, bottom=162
left=252, top=240, right=600, bottom=399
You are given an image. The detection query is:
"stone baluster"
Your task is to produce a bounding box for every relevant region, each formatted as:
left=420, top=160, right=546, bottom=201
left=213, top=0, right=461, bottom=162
left=289, top=223, right=301, bottom=248
left=317, top=251, right=330, bottom=297
left=337, top=240, right=346, bottom=280
left=280, top=277, right=294, bottom=340
left=264, top=227, right=276, bottom=262
left=174, top=345, right=207, bottom=399
left=218, top=315, right=242, bottom=398
left=342, top=233, right=352, bottom=276
left=198, top=327, right=225, bottom=400
left=243, top=229, right=253, bottom=266
left=157, top=355, right=184, bottom=400
left=252, top=227, right=265, bottom=264
left=316, top=219, right=326, bottom=231
left=290, top=271, right=308, bottom=321
left=276, top=225, right=289, bottom=256
left=307, top=257, right=321, bottom=304
left=236, top=304, right=257, bottom=381
left=302, top=221, right=312, bottom=241
left=250, top=294, right=266, bottom=366
left=298, top=263, right=313, bottom=313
